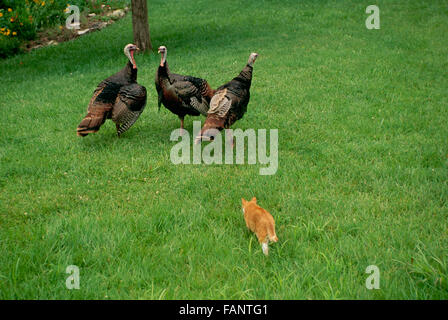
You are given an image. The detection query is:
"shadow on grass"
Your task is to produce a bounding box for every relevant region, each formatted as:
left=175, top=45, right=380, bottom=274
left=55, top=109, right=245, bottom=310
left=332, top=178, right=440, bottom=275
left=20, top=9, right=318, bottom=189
left=74, top=116, right=181, bottom=152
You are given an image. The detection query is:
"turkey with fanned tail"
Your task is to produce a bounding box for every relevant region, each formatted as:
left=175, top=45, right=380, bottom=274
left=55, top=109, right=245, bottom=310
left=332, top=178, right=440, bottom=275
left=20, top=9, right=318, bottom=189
left=195, top=52, right=258, bottom=144
left=77, top=43, right=147, bottom=137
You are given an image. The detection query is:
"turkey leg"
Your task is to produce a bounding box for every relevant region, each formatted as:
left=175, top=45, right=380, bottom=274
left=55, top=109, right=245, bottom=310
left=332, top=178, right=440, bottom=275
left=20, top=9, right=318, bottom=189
left=179, top=116, right=186, bottom=135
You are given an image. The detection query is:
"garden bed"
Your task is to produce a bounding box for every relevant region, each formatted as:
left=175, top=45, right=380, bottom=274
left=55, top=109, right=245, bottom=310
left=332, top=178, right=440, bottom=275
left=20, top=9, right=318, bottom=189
left=0, top=0, right=130, bottom=58
left=24, top=6, right=130, bottom=52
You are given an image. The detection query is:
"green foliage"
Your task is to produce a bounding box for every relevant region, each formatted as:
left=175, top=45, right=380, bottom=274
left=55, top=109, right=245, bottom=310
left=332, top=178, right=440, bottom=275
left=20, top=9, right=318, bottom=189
left=0, top=0, right=447, bottom=299
left=0, top=34, right=20, bottom=58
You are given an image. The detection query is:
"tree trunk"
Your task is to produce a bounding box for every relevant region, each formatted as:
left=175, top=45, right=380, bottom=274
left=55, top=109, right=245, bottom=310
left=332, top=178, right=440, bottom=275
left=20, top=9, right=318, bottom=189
left=131, top=0, right=152, bottom=52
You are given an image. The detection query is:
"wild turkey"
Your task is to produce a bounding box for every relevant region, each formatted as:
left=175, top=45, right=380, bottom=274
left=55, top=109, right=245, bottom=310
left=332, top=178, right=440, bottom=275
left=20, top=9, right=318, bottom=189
left=77, top=44, right=147, bottom=137
left=155, top=46, right=215, bottom=132
left=195, top=53, right=258, bottom=144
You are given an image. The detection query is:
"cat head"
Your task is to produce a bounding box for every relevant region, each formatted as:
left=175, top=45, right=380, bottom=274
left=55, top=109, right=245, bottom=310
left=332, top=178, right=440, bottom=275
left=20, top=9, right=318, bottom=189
left=242, top=197, right=257, bottom=206
left=242, top=197, right=257, bottom=214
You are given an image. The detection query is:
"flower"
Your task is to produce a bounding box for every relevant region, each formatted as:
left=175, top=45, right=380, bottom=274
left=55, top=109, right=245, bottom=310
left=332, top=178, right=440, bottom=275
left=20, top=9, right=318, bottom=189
left=8, top=8, right=12, bottom=12
left=42, top=1, right=46, bottom=6
left=0, top=13, right=3, bottom=18
left=12, top=31, right=17, bottom=36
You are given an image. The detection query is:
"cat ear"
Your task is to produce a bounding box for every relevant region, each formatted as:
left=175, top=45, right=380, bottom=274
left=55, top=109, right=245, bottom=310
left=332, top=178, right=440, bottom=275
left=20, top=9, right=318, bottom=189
left=251, top=197, right=257, bottom=202
left=241, top=198, right=246, bottom=204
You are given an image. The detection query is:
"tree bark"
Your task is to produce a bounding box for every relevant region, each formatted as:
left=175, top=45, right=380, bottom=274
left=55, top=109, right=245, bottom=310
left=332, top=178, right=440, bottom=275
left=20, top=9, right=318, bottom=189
left=131, top=0, right=152, bottom=52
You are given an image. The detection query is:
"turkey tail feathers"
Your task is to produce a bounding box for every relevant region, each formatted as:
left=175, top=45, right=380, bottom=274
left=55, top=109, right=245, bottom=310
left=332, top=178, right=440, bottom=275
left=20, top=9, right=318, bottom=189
left=76, top=110, right=109, bottom=137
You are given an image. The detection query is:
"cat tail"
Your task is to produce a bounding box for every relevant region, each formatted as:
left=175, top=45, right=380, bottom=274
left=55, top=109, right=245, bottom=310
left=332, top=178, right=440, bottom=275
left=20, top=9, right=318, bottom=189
left=267, top=225, right=278, bottom=243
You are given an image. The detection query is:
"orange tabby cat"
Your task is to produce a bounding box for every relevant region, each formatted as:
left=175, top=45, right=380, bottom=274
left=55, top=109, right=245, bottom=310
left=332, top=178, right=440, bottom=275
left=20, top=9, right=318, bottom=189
left=242, top=197, right=278, bottom=256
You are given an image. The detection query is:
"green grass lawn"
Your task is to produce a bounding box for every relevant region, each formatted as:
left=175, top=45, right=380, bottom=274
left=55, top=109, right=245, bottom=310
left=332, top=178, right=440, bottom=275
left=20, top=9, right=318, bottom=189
left=1, top=0, right=447, bottom=299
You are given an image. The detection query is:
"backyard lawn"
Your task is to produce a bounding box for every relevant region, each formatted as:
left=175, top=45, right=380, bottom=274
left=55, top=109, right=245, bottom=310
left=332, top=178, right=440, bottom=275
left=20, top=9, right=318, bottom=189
left=0, top=0, right=447, bottom=299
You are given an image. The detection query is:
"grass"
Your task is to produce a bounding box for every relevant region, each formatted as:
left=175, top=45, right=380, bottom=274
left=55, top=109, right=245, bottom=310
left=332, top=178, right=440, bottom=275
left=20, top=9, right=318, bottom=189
left=0, top=0, right=447, bottom=299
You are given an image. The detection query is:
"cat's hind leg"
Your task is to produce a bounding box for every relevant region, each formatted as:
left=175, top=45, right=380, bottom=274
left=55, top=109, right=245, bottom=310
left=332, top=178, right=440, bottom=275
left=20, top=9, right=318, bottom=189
left=256, top=230, right=269, bottom=256
left=261, top=241, right=269, bottom=256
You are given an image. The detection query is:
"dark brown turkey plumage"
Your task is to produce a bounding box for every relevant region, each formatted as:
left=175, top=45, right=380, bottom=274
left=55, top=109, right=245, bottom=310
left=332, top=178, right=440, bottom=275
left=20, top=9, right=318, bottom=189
left=77, top=44, right=147, bottom=137
left=155, top=46, right=215, bottom=132
left=195, top=53, right=258, bottom=143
